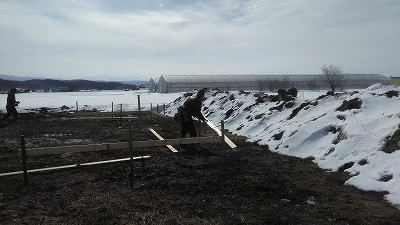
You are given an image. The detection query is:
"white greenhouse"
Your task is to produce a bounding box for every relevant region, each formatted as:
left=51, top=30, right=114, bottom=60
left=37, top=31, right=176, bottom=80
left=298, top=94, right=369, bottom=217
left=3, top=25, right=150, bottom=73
left=150, top=74, right=389, bottom=93
left=149, top=77, right=160, bottom=93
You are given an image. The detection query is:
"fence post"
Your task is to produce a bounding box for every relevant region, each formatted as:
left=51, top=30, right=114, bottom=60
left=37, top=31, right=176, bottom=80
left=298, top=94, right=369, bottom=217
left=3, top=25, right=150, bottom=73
left=156, top=104, right=159, bottom=122
left=120, top=104, right=122, bottom=125
left=150, top=103, right=153, bottom=122
left=138, top=116, right=145, bottom=172
left=137, top=95, right=141, bottom=113
left=76, top=101, right=78, bottom=112
left=112, top=102, right=114, bottom=118
left=221, top=120, right=225, bottom=144
left=21, top=135, right=28, bottom=186
left=163, top=103, right=166, bottom=128
left=198, top=120, right=202, bottom=136
left=128, top=122, right=133, bottom=188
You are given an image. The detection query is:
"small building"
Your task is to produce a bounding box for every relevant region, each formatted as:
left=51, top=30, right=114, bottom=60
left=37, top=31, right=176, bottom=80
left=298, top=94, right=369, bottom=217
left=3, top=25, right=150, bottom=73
left=152, top=74, right=389, bottom=93
left=389, top=77, right=400, bottom=86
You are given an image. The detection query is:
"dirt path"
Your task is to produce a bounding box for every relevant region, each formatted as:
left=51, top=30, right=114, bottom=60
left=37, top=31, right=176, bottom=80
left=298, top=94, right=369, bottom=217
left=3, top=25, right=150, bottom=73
left=1, top=112, right=399, bottom=224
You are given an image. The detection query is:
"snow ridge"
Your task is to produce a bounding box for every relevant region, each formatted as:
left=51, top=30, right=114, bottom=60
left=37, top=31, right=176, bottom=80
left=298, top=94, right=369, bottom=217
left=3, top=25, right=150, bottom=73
left=165, top=85, right=400, bottom=208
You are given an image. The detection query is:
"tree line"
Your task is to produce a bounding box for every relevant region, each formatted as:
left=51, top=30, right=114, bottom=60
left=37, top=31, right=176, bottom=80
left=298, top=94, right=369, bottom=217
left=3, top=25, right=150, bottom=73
left=256, top=64, right=345, bottom=92
left=0, top=78, right=139, bottom=92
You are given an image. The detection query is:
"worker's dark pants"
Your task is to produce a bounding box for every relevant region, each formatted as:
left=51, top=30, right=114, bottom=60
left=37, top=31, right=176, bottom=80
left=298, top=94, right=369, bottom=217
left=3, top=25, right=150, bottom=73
left=0, top=106, right=18, bottom=122
left=180, top=120, right=197, bottom=138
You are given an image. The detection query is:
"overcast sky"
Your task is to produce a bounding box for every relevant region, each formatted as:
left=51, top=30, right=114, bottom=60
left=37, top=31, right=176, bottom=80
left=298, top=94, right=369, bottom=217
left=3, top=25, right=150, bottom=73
left=0, top=0, right=399, bottom=81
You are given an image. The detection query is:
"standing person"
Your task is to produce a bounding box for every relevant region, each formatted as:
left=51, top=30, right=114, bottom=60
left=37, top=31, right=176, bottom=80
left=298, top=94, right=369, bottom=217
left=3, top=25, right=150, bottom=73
left=180, top=88, right=207, bottom=138
left=0, top=88, right=20, bottom=123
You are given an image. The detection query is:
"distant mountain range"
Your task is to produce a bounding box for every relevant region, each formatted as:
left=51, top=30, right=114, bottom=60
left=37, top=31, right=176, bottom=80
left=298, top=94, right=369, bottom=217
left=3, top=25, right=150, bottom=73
left=0, top=74, right=149, bottom=92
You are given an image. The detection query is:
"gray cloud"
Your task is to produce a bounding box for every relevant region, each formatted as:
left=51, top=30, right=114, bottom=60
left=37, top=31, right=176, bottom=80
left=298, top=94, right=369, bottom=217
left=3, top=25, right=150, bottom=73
left=0, top=0, right=399, bottom=80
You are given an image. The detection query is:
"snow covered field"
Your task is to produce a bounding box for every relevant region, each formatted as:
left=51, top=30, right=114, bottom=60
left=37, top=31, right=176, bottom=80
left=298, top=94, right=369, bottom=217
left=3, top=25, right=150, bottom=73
left=0, top=90, right=182, bottom=112
left=1, top=85, right=399, bottom=209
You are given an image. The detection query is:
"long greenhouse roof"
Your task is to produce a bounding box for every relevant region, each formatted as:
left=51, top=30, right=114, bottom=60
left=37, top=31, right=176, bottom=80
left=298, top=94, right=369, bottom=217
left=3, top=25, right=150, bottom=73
left=160, top=74, right=387, bottom=83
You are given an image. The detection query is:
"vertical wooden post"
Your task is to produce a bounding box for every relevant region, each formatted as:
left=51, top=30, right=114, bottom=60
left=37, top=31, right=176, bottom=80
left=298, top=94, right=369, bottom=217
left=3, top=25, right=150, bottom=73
left=112, top=102, right=114, bottom=118
left=137, top=95, right=141, bottom=113
left=150, top=103, right=153, bottom=122
left=128, top=122, right=133, bottom=188
left=76, top=101, right=78, bottom=112
left=138, top=116, right=145, bottom=172
left=198, top=120, right=202, bottom=137
left=120, top=104, right=122, bottom=125
left=221, top=120, right=225, bottom=144
left=156, top=104, right=159, bottom=122
left=163, top=104, right=166, bottom=116
left=163, top=103, right=166, bottom=128
left=21, top=135, right=28, bottom=186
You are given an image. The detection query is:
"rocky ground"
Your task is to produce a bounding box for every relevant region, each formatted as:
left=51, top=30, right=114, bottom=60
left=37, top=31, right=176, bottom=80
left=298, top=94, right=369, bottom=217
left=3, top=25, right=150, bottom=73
left=0, top=111, right=399, bottom=225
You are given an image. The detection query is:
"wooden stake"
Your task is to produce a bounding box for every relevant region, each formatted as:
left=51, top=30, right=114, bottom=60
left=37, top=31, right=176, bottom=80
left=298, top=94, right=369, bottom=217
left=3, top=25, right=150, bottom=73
left=156, top=104, right=159, bottom=122
left=198, top=120, right=202, bottom=137
left=137, top=95, right=141, bottom=113
left=163, top=103, right=166, bottom=128
left=163, top=103, right=166, bottom=116
left=221, top=120, right=225, bottom=144
left=129, top=122, right=133, bottom=188
left=138, top=116, right=145, bottom=171
left=120, top=104, right=122, bottom=125
left=150, top=103, right=153, bottom=122
left=21, top=135, right=28, bottom=186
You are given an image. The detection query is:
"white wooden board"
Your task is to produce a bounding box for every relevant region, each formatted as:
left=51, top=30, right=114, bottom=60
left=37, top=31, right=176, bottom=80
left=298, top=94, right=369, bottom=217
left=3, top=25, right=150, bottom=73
left=0, top=156, right=151, bottom=177
left=206, top=120, right=237, bottom=148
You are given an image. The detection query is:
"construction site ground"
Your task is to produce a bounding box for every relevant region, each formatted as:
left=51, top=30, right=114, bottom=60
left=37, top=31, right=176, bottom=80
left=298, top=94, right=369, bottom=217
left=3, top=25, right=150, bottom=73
left=0, top=111, right=399, bottom=225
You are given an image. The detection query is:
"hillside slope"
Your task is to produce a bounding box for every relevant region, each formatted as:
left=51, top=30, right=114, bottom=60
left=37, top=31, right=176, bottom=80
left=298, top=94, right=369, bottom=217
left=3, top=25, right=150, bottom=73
left=165, top=84, right=400, bottom=208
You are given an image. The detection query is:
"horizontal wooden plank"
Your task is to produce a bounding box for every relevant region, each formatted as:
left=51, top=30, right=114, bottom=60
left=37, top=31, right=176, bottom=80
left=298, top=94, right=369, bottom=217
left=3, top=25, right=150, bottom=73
left=24, top=136, right=221, bottom=155
left=60, top=117, right=138, bottom=120
left=26, top=142, right=129, bottom=156
left=0, top=156, right=151, bottom=177
left=132, top=136, right=221, bottom=147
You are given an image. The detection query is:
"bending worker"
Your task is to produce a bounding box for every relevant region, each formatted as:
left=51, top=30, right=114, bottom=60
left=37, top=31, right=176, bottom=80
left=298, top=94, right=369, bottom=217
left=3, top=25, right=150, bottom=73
left=180, top=88, right=207, bottom=138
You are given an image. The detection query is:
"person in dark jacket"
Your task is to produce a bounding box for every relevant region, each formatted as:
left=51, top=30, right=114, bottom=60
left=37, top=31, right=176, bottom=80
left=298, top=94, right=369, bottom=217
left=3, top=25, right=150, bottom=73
left=0, top=88, right=20, bottom=123
left=180, top=88, right=207, bottom=138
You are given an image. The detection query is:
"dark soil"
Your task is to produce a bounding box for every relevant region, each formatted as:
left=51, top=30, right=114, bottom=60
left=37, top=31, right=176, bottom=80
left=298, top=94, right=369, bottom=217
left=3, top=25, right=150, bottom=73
left=1, top=112, right=399, bottom=225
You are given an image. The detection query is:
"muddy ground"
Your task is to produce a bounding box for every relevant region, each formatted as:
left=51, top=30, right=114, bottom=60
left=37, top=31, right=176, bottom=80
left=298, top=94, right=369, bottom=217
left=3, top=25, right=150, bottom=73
left=0, top=111, right=399, bottom=225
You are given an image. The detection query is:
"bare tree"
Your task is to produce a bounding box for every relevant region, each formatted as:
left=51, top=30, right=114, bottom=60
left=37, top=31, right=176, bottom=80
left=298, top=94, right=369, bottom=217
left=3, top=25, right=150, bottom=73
left=306, top=79, right=317, bottom=90
left=320, top=64, right=345, bottom=92
left=266, top=79, right=281, bottom=91
left=281, top=75, right=290, bottom=89
left=256, top=80, right=268, bottom=92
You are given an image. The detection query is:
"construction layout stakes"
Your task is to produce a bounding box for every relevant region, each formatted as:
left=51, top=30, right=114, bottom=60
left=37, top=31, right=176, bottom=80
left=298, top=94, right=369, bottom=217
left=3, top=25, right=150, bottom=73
left=1, top=104, right=238, bottom=186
